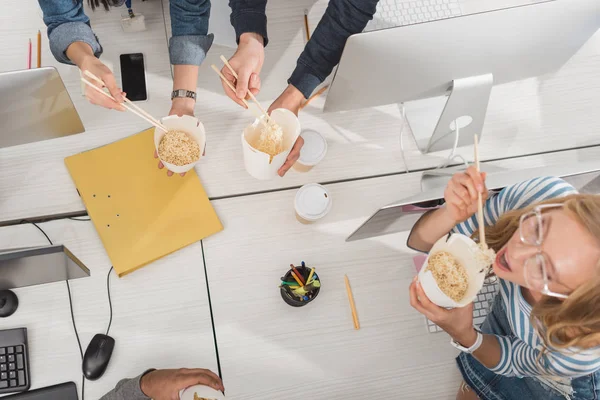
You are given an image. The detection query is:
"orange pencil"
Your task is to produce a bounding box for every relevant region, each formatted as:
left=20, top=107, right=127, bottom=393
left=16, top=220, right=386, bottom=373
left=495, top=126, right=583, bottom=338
left=290, top=264, right=305, bottom=285
left=290, top=271, right=304, bottom=287
left=36, top=30, right=41, bottom=68
left=304, top=9, right=310, bottom=41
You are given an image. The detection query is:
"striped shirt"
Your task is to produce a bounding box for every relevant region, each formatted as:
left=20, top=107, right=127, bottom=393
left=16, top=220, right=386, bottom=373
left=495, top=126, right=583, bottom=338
left=452, top=177, right=600, bottom=379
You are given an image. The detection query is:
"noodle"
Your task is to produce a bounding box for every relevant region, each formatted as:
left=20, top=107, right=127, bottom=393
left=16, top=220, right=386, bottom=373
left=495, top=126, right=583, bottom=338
left=158, top=129, right=200, bottom=166
left=251, top=122, right=284, bottom=157
left=425, top=251, right=469, bottom=302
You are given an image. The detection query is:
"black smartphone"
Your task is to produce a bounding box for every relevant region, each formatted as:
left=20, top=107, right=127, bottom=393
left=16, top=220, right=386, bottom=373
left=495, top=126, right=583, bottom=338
left=119, top=53, right=147, bottom=101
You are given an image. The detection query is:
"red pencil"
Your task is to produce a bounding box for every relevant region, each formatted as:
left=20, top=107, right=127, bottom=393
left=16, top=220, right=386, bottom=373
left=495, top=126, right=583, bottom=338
left=290, top=264, right=305, bottom=286
left=28, top=39, right=32, bottom=69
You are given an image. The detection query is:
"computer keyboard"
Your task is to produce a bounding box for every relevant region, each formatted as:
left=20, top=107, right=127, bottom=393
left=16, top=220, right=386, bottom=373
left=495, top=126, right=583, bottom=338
left=426, top=277, right=499, bottom=333
left=0, top=328, right=30, bottom=394
left=365, top=0, right=463, bottom=32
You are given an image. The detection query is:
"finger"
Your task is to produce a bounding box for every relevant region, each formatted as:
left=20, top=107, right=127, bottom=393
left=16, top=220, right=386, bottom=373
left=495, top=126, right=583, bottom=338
left=221, top=68, right=247, bottom=109
left=101, top=71, right=124, bottom=102
left=409, top=281, right=436, bottom=320
left=167, top=170, right=173, bottom=177
left=182, top=370, right=223, bottom=391
left=457, top=171, right=479, bottom=200
left=249, top=73, right=261, bottom=94
left=236, top=66, right=252, bottom=100
left=179, top=172, right=186, bottom=177
left=86, top=88, right=124, bottom=111
left=154, top=150, right=158, bottom=159
left=465, top=166, right=485, bottom=194
left=158, top=161, right=164, bottom=169
left=278, top=137, right=304, bottom=177
left=451, top=185, right=471, bottom=208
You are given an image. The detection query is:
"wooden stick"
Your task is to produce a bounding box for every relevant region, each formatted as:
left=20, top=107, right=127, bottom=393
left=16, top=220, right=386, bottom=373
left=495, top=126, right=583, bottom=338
left=210, top=64, right=269, bottom=128
left=474, top=134, right=486, bottom=248
left=80, top=78, right=168, bottom=133
left=83, top=70, right=167, bottom=131
left=344, top=275, right=360, bottom=330
left=218, top=55, right=276, bottom=126
left=304, top=9, right=311, bottom=41
left=36, top=30, right=41, bottom=68
left=299, top=85, right=329, bottom=111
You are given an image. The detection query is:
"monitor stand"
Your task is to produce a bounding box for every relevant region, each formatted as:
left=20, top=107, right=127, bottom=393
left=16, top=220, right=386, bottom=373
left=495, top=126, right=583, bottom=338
left=404, top=73, right=494, bottom=154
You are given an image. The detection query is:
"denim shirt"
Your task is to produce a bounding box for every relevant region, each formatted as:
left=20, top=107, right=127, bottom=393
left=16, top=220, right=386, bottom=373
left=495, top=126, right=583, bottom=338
left=39, top=0, right=378, bottom=98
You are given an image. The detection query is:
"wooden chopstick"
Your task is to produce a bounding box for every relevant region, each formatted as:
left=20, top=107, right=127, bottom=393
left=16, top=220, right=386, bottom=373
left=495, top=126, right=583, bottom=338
left=83, top=70, right=168, bottom=132
left=80, top=78, right=168, bottom=133
left=218, top=55, right=276, bottom=126
left=474, top=134, right=486, bottom=248
left=299, top=85, right=329, bottom=111
left=210, top=65, right=269, bottom=128
left=344, top=275, right=360, bottom=330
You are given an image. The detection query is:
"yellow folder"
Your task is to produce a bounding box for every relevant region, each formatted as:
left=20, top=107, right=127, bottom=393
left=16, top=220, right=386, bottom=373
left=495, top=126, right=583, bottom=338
left=65, top=128, right=223, bottom=277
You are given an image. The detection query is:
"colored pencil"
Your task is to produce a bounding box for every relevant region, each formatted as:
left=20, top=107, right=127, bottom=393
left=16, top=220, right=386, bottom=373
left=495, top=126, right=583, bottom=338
left=307, top=268, right=315, bottom=284
left=27, top=39, right=32, bottom=69
left=36, top=30, right=41, bottom=68
left=290, top=264, right=305, bottom=285
left=304, top=9, right=310, bottom=41
left=290, top=271, right=304, bottom=287
left=345, top=275, right=360, bottom=330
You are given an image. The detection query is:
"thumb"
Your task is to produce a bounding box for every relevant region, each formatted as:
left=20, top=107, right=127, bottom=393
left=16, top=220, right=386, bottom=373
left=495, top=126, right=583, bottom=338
left=236, top=67, right=251, bottom=100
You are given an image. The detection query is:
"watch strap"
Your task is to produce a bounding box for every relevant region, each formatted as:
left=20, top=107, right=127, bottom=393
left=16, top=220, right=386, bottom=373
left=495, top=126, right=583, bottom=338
left=171, top=89, right=196, bottom=101
left=451, top=329, right=483, bottom=353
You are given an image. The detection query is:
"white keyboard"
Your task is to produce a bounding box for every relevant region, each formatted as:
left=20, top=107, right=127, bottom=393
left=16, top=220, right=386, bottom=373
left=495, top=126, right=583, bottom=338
left=365, top=0, right=463, bottom=32
left=426, top=277, right=499, bottom=333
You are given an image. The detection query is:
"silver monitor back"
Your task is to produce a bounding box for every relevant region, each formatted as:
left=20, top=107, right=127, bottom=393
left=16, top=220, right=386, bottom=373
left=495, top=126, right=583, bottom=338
left=0, top=67, right=84, bottom=148
left=346, top=161, right=600, bottom=242
left=325, top=0, right=599, bottom=112
left=0, top=245, right=90, bottom=290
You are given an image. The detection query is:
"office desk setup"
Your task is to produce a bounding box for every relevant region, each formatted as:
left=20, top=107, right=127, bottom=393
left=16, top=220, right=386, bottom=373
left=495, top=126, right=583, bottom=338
left=1, top=0, right=599, bottom=399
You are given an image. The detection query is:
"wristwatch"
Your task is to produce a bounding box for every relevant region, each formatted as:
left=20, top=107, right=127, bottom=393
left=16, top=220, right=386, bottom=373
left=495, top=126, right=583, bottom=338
left=171, top=89, right=196, bottom=101
left=451, top=329, right=483, bottom=353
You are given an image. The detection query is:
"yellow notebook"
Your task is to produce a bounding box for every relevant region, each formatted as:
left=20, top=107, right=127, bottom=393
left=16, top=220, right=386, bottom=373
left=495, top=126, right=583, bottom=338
left=65, top=128, right=223, bottom=277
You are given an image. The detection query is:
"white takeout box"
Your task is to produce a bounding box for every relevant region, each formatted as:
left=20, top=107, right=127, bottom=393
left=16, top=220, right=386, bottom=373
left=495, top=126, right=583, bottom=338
left=179, top=384, right=226, bottom=400
left=153, top=115, right=206, bottom=174
left=418, top=234, right=487, bottom=308
left=241, top=108, right=301, bottom=180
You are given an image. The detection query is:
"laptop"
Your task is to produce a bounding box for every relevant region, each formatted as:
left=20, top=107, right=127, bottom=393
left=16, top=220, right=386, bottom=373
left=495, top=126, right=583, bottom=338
left=0, top=67, right=84, bottom=148
left=2, top=382, right=78, bottom=400
left=346, top=161, right=600, bottom=242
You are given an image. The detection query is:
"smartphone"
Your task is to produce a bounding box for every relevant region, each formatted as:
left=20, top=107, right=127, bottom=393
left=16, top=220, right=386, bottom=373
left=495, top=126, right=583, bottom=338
left=119, top=53, right=147, bottom=101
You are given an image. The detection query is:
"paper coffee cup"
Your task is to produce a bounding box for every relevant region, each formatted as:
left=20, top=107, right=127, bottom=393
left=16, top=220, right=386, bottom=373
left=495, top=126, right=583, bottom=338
left=241, top=108, right=301, bottom=180
left=179, top=385, right=226, bottom=400
left=293, top=129, right=328, bottom=172
left=294, top=183, right=332, bottom=224
left=418, top=234, right=486, bottom=308
left=153, top=115, right=206, bottom=174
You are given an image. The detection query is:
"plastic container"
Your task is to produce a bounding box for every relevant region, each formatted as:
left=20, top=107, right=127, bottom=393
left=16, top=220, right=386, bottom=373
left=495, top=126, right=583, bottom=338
left=280, top=264, right=321, bottom=307
left=154, top=115, right=206, bottom=174
left=294, top=184, right=332, bottom=224
left=179, top=385, right=226, bottom=400
left=241, top=108, right=301, bottom=180
left=293, top=129, right=328, bottom=172
left=418, top=234, right=486, bottom=308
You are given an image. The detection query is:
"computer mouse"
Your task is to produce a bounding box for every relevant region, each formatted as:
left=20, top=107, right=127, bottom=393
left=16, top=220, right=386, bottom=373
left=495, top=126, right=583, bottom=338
left=82, top=333, right=115, bottom=380
left=0, top=290, right=18, bottom=318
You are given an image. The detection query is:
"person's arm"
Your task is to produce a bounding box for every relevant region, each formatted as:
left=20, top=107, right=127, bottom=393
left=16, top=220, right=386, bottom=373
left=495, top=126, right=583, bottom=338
left=228, top=0, right=269, bottom=45
left=99, top=371, right=153, bottom=400
left=406, top=206, right=459, bottom=252
left=288, top=0, right=379, bottom=99
left=38, top=0, right=103, bottom=65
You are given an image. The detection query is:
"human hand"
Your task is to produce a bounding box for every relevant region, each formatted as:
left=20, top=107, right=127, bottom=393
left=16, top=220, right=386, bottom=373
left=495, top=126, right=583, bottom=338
left=140, top=368, right=224, bottom=400
left=409, top=278, right=477, bottom=344
left=443, top=166, right=488, bottom=223
left=221, top=33, right=265, bottom=108
left=80, top=55, right=125, bottom=111
left=268, top=85, right=306, bottom=177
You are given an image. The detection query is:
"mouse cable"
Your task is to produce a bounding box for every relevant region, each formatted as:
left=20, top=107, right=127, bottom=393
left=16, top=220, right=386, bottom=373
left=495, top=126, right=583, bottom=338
left=21, top=220, right=114, bottom=400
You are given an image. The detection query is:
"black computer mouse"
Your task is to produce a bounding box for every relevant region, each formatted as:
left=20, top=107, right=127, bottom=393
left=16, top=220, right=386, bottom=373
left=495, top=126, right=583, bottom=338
left=0, top=290, right=18, bottom=318
left=82, top=333, right=115, bottom=380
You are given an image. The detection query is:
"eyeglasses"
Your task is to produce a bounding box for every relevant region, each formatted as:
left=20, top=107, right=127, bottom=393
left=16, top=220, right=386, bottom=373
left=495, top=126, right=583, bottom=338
left=519, top=204, right=569, bottom=299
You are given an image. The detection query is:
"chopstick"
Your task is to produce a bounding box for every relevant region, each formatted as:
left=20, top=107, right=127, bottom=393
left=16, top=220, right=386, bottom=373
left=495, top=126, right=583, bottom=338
left=210, top=64, right=269, bottom=129
left=80, top=77, right=168, bottom=133
left=36, top=30, right=41, bottom=68
left=474, top=134, right=486, bottom=248
left=344, top=275, right=360, bottom=330
left=299, top=85, right=329, bottom=111
left=218, top=55, right=277, bottom=127
left=83, top=70, right=168, bottom=132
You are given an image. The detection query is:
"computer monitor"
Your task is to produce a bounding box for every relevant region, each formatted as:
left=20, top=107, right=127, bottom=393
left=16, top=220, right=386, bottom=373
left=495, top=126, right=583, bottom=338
left=0, top=67, right=84, bottom=148
left=324, top=0, right=599, bottom=154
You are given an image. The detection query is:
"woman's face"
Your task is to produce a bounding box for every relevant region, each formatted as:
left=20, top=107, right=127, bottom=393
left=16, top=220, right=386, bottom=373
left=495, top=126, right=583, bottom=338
left=492, top=209, right=600, bottom=296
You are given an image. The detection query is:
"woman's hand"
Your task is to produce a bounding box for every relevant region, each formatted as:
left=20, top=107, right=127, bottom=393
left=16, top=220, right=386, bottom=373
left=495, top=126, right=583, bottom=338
left=409, top=277, right=477, bottom=344
left=444, top=166, right=488, bottom=223
left=79, top=55, right=125, bottom=111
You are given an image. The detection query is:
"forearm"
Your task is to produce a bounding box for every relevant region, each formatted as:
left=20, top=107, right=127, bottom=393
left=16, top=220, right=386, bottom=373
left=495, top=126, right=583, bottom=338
left=407, top=206, right=458, bottom=252
left=99, top=372, right=151, bottom=400
left=171, top=65, right=199, bottom=113
left=169, top=0, right=213, bottom=65
left=228, top=0, right=268, bottom=44
left=66, top=42, right=95, bottom=68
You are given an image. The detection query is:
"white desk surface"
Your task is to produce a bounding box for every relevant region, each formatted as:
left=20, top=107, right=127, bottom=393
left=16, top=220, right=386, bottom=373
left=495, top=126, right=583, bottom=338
left=0, top=220, right=217, bottom=399
left=1, top=0, right=599, bottom=223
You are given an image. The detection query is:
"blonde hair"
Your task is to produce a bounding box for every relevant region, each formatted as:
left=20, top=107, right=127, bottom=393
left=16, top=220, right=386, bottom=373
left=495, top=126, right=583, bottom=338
left=473, top=194, right=600, bottom=351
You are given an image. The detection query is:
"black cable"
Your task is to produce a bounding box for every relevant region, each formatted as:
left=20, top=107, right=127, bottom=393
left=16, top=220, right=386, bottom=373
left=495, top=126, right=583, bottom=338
left=21, top=220, right=53, bottom=245
left=68, top=217, right=91, bottom=221
left=106, top=267, right=114, bottom=336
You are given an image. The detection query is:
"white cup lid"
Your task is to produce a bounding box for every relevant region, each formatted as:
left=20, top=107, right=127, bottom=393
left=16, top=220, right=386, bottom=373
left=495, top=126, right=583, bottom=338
left=294, top=184, right=332, bottom=221
left=297, top=130, right=327, bottom=166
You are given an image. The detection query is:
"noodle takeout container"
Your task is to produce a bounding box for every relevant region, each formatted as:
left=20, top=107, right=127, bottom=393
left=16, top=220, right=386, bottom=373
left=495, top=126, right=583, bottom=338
left=418, top=234, right=486, bottom=308
left=179, top=384, right=226, bottom=400
left=153, top=115, right=206, bottom=174
left=241, top=108, right=301, bottom=180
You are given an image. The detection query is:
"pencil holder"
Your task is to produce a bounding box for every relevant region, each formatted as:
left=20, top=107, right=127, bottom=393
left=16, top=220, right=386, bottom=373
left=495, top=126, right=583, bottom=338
left=280, top=264, right=321, bottom=307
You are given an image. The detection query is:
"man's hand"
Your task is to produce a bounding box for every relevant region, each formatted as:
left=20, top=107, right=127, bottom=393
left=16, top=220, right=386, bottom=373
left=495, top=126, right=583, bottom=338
left=80, top=57, right=125, bottom=111
left=221, top=33, right=265, bottom=108
left=268, top=84, right=306, bottom=176
left=409, top=277, right=477, bottom=346
left=140, top=368, right=224, bottom=400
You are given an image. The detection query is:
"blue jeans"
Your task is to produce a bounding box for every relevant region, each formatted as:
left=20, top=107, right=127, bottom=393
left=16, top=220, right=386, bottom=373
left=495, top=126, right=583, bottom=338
left=456, top=295, right=600, bottom=400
